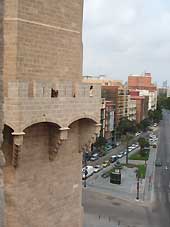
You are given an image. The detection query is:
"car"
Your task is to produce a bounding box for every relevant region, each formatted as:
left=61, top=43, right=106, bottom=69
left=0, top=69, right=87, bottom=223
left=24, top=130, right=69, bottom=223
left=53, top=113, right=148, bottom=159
left=123, top=150, right=127, bottom=155
left=105, top=144, right=112, bottom=152
left=128, top=147, right=133, bottom=152
left=94, top=165, right=103, bottom=173
left=152, top=143, right=157, bottom=148
left=114, top=161, right=122, bottom=168
left=82, top=166, right=94, bottom=179
left=153, top=123, right=157, bottom=127
left=109, top=155, right=118, bottom=163
left=117, top=153, right=123, bottom=158
left=116, top=142, right=121, bottom=146
left=131, top=144, right=136, bottom=149
left=135, top=132, right=141, bottom=136
left=101, top=172, right=110, bottom=178
left=102, top=160, right=110, bottom=168
left=90, top=153, right=99, bottom=161
left=155, top=160, right=162, bottom=167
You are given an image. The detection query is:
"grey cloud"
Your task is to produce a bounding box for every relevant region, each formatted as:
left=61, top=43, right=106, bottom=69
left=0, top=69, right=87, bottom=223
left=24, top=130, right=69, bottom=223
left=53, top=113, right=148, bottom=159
left=83, top=0, right=170, bottom=85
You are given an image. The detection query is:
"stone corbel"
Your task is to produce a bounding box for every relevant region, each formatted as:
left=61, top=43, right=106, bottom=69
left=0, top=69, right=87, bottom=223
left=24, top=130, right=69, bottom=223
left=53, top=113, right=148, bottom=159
left=59, top=127, right=70, bottom=140
left=49, top=127, right=70, bottom=161
left=12, top=132, right=25, bottom=168
left=78, top=124, right=101, bottom=154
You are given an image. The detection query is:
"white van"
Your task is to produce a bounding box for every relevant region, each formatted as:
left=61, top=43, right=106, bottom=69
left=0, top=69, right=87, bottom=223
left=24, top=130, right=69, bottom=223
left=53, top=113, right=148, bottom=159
left=82, top=166, right=94, bottom=179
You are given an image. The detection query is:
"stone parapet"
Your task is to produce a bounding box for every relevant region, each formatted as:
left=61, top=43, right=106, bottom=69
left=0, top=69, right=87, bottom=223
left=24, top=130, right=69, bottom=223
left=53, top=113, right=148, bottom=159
left=4, top=80, right=101, bottom=131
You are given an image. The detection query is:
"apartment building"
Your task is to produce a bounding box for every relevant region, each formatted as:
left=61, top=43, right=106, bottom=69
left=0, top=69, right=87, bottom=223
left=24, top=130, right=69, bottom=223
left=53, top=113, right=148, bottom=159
left=130, top=91, right=149, bottom=123
left=128, top=98, right=136, bottom=121
left=128, top=73, right=157, bottom=111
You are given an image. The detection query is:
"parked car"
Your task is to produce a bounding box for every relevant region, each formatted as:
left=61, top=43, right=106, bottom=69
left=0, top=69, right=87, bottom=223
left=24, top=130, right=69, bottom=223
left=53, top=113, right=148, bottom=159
left=128, top=147, right=133, bottom=152
left=123, top=150, right=127, bottom=155
left=90, top=153, right=99, bottom=161
left=135, top=132, right=141, bottom=136
left=94, top=165, right=103, bottom=173
left=105, top=144, right=112, bottom=152
left=114, top=161, right=122, bottom=168
left=82, top=166, right=94, bottom=179
left=102, top=160, right=110, bottom=168
left=117, top=153, right=123, bottom=158
left=109, top=155, right=118, bottom=163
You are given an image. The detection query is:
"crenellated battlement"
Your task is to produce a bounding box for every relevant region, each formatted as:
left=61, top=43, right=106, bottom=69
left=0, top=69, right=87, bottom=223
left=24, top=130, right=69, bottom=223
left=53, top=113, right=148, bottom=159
left=4, top=80, right=101, bottom=132
left=6, top=80, right=101, bottom=98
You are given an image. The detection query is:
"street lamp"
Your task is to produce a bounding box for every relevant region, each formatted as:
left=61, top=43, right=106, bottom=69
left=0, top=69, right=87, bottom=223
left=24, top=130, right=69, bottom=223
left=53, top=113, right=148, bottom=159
left=83, top=148, right=88, bottom=188
left=136, top=169, right=140, bottom=200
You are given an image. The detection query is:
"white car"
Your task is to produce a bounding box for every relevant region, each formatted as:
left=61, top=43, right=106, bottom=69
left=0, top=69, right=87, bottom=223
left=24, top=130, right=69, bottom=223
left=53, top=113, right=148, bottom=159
left=128, top=147, right=133, bottom=152
left=131, top=144, right=136, bottom=149
left=117, top=153, right=123, bottom=158
left=94, top=165, right=103, bottom=173
left=82, top=166, right=94, bottom=179
left=135, top=132, right=141, bottom=137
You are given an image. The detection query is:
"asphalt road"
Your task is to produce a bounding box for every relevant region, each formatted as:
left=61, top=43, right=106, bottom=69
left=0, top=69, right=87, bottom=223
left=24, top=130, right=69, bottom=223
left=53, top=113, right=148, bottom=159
left=83, top=110, right=170, bottom=227
left=152, top=110, right=170, bottom=227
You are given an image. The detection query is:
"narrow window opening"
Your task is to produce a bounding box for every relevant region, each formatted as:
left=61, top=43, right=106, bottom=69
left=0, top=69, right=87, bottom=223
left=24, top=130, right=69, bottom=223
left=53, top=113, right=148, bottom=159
left=51, top=88, right=58, bottom=98
left=90, top=85, right=93, bottom=97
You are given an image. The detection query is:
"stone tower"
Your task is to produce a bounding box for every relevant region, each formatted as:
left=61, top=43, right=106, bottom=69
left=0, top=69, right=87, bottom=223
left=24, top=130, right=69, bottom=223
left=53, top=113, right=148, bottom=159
left=0, top=1, right=101, bottom=227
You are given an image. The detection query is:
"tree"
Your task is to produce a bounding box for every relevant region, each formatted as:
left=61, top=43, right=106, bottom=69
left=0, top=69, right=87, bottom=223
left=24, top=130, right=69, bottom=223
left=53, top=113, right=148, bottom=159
left=117, top=118, right=137, bottom=164
left=138, top=118, right=150, bottom=132
left=138, top=137, right=149, bottom=157
left=118, top=117, right=137, bottom=135
left=122, top=133, right=133, bottom=164
left=148, top=109, right=162, bottom=123
left=94, top=135, right=107, bottom=156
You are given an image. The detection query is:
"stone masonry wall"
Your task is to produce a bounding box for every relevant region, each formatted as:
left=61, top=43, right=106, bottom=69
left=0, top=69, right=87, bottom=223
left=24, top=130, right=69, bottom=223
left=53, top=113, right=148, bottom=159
left=4, top=120, right=91, bottom=227
left=3, top=0, right=83, bottom=84
left=4, top=81, right=101, bottom=132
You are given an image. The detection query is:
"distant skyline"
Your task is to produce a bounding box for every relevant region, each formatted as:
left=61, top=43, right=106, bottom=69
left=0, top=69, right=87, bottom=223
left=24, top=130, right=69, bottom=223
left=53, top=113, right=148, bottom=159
left=83, top=0, right=170, bottom=86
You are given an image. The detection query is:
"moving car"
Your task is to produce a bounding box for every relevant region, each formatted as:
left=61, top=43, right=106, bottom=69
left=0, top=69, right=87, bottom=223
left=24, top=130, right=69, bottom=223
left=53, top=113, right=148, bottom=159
left=101, top=172, right=110, bottom=178
left=155, top=160, right=162, bottom=167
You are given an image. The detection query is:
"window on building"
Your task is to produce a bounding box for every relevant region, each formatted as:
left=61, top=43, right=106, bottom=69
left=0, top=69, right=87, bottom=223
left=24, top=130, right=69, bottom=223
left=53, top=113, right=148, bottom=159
left=51, top=88, right=58, bottom=98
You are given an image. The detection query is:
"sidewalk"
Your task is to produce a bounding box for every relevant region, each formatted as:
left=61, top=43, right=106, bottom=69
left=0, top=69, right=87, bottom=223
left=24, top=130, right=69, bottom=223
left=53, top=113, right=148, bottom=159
left=142, top=144, right=158, bottom=202
left=86, top=164, right=145, bottom=203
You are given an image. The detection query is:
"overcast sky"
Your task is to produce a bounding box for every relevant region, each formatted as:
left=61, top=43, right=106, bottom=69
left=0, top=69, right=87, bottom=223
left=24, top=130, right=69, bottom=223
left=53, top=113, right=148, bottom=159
left=83, top=0, right=170, bottom=85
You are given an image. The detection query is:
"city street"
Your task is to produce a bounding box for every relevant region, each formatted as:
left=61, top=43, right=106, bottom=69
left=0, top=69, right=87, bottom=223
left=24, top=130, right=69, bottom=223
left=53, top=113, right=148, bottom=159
left=83, top=111, right=170, bottom=227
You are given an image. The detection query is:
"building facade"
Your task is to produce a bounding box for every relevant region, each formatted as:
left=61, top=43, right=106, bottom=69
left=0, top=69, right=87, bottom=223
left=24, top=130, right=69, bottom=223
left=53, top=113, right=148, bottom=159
left=0, top=1, right=101, bottom=227
left=128, top=73, right=157, bottom=111
left=104, top=101, right=114, bottom=141
left=101, top=85, right=131, bottom=127
left=130, top=91, right=149, bottom=123
left=127, top=98, right=136, bottom=121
